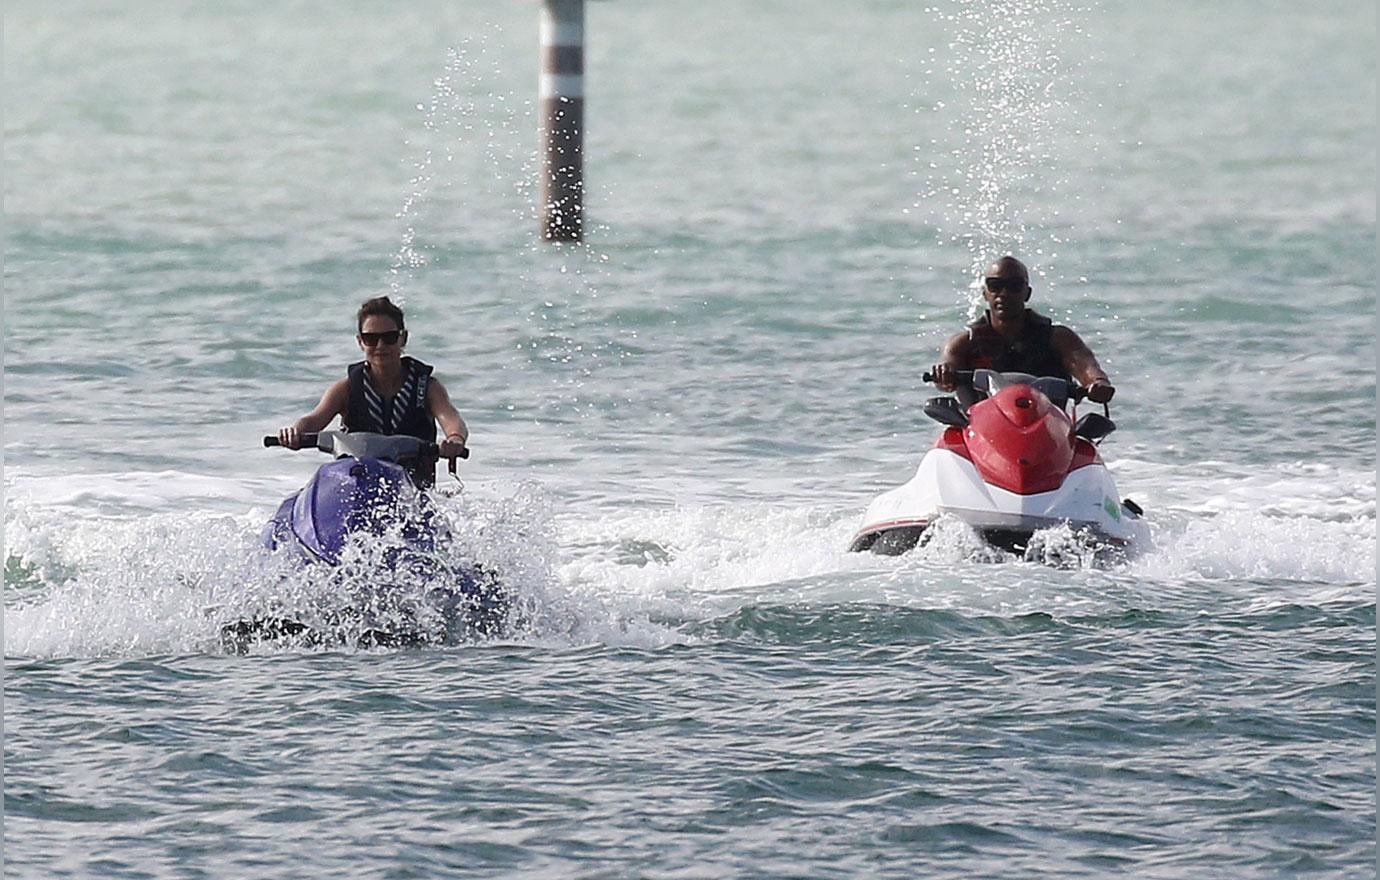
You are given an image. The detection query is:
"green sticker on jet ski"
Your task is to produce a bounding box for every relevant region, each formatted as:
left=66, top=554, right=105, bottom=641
left=1104, top=497, right=1122, bottom=521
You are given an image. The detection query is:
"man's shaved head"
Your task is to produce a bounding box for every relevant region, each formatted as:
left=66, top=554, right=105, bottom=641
left=985, top=255, right=1029, bottom=281
left=980, top=255, right=1032, bottom=321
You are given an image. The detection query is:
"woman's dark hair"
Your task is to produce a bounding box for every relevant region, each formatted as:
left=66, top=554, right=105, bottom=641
left=357, top=296, right=405, bottom=332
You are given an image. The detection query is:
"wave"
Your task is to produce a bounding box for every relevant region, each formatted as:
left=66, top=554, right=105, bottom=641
left=4, top=459, right=1372, bottom=659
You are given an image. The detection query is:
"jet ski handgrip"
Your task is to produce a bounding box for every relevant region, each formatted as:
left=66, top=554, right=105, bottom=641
left=922, top=370, right=974, bottom=385
left=263, top=434, right=319, bottom=448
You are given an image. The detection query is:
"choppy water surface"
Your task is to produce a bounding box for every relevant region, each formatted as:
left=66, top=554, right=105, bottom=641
left=5, top=1, right=1374, bottom=877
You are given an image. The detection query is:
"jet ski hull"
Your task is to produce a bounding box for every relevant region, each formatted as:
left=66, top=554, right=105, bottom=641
left=219, top=561, right=507, bottom=654
left=226, top=447, right=506, bottom=652
left=851, top=448, right=1149, bottom=558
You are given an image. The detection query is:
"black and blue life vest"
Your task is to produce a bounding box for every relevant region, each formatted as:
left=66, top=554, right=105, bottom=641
left=967, top=309, right=1072, bottom=382
left=343, top=357, right=437, bottom=486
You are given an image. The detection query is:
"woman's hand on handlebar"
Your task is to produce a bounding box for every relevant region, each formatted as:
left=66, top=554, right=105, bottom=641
left=438, top=434, right=468, bottom=460
left=277, top=426, right=303, bottom=450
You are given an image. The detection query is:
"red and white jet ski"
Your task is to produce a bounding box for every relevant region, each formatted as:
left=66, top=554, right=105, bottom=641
left=849, top=369, right=1149, bottom=559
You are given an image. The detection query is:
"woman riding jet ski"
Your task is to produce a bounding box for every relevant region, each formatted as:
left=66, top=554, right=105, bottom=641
left=221, top=297, right=504, bottom=651
left=275, top=295, right=470, bottom=486
left=849, top=256, right=1148, bottom=559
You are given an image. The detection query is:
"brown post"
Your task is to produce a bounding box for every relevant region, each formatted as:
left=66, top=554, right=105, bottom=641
left=540, top=0, right=584, bottom=242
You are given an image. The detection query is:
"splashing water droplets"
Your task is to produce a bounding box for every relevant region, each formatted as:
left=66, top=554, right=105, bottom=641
left=388, top=37, right=532, bottom=303
left=913, top=0, right=1093, bottom=311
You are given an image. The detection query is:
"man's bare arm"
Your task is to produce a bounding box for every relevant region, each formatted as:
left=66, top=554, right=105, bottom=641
left=1051, top=326, right=1115, bottom=402
left=929, top=331, right=973, bottom=391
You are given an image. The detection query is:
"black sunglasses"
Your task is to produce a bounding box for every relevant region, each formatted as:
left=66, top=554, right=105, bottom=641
left=359, top=329, right=402, bottom=346
left=984, top=276, right=1026, bottom=293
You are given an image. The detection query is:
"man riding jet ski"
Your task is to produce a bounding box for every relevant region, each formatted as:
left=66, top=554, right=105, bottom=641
left=849, top=256, right=1148, bottom=559
left=928, top=255, right=1116, bottom=406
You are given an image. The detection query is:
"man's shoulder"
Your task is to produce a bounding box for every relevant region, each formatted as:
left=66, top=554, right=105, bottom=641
left=1047, top=323, right=1087, bottom=349
left=942, top=328, right=974, bottom=351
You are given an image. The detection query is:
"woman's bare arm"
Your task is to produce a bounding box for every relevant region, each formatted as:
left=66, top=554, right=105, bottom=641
left=278, top=379, right=349, bottom=448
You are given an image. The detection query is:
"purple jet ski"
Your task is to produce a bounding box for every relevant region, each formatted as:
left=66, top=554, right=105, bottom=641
left=222, top=431, right=506, bottom=652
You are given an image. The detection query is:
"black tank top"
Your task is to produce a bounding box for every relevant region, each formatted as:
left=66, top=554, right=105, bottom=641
left=967, top=310, right=1071, bottom=382
left=343, top=357, right=437, bottom=486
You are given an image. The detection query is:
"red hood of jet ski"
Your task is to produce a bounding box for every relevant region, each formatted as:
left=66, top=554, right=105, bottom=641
left=933, top=384, right=1101, bottom=495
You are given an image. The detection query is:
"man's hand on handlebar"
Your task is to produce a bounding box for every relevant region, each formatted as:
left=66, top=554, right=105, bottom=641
left=1086, top=378, right=1116, bottom=404
left=928, top=363, right=958, bottom=391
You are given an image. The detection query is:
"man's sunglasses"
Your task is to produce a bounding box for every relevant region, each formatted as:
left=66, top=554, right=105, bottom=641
left=359, top=329, right=403, bottom=346
left=984, top=277, right=1026, bottom=293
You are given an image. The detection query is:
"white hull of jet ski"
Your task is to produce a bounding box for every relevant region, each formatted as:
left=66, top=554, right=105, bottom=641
left=851, top=448, right=1150, bottom=556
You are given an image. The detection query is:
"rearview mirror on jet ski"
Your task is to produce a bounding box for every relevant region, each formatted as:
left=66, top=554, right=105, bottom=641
left=1074, top=412, right=1116, bottom=441
left=923, top=396, right=969, bottom=427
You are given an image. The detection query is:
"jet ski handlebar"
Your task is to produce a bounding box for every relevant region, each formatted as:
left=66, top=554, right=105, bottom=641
left=921, top=370, right=974, bottom=385
left=922, top=370, right=1088, bottom=403
left=262, top=433, right=470, bottom=460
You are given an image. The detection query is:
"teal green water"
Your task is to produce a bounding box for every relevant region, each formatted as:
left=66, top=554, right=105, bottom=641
left=5, top=1, right=1375, bottom=877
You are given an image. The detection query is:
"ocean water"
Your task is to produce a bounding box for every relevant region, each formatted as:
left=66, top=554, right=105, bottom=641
left=4, top=1, right=1375, bottom=877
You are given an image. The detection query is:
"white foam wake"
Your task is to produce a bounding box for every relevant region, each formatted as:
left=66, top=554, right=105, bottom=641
left=5, top=459, right=1372, bottom=658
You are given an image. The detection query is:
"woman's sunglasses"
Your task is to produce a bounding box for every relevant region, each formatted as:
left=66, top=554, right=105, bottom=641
left=359, top=329, right=403, bottom=347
